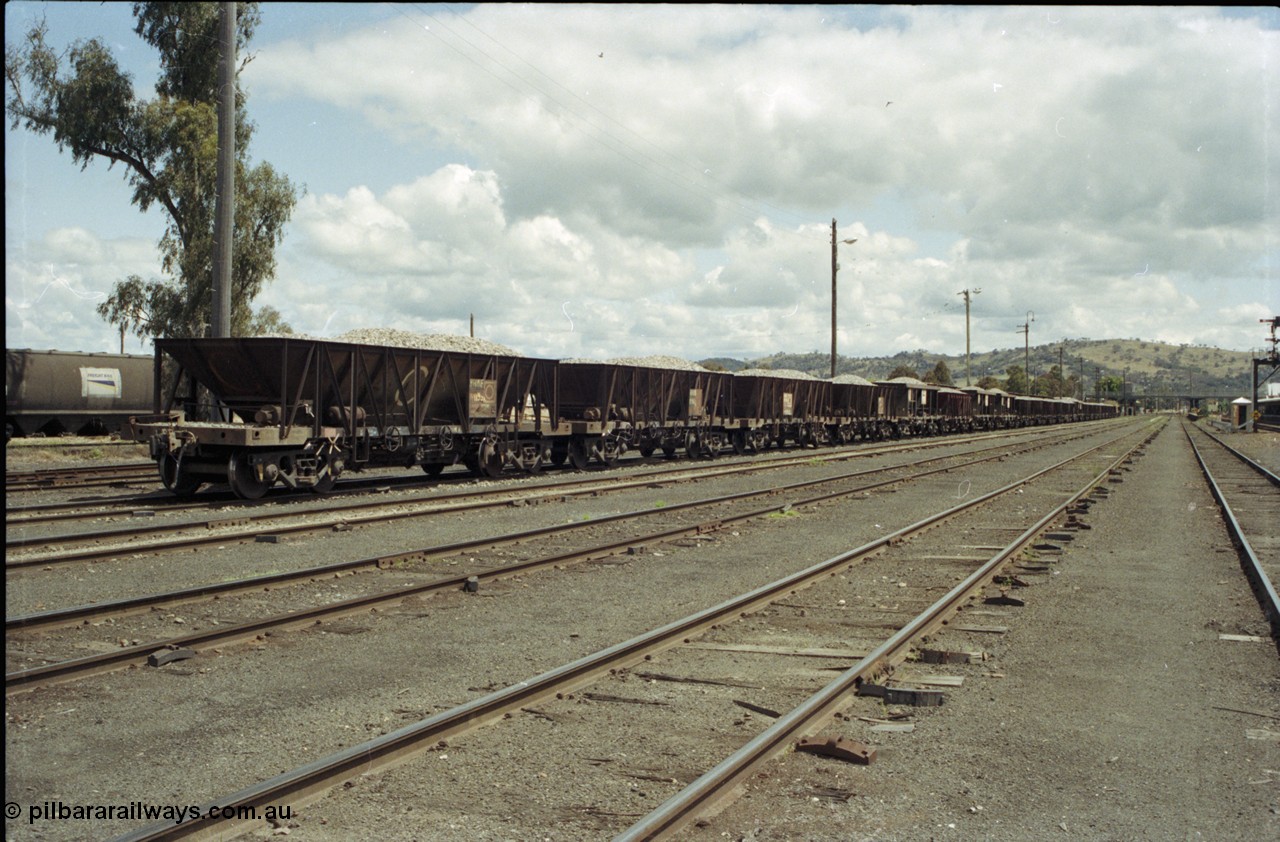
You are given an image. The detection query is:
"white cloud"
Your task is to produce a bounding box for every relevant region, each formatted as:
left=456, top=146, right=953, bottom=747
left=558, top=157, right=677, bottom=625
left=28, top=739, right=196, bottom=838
left=7, top=4, right=1275, bottom=362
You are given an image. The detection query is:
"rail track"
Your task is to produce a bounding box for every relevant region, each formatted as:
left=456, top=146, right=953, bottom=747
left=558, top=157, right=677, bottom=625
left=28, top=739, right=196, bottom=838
left=1183, top=420, right=1280, bottom=635
left=5, top=422, right=1105, bottom=526
left=5, top=423, right=1114, bottom=568
left=99, top=418, right=1161, bottom=840
left=4, top=461, right=156, bottom=492
left=6, top=422, right=1134, bottom=691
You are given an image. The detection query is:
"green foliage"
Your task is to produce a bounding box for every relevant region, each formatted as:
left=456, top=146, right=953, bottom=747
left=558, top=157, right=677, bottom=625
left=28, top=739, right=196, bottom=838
left=1096, top=375, right=1124, bottom=398
left=1031, top=364, right=1069, bottom=397
left=886, top=364, right=920, bottom=380
left=1003, top=365, right=1029, bottom=395
left=5, top=2, right=298, bottom=341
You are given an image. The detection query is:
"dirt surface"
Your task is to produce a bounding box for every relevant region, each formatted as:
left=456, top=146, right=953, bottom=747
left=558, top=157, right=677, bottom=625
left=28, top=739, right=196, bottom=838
left=689, top=418, right=1280, bottom=841
left=1216, top=427, right=1279, bottom=473
left=5, top=418, right=1277, bottom=841
left=5, top=437, right=149, bottom=470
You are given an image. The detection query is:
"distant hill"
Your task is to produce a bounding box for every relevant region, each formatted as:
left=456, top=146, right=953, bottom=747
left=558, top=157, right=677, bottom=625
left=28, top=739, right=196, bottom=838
left=701, top=339, right=1256, bottom=399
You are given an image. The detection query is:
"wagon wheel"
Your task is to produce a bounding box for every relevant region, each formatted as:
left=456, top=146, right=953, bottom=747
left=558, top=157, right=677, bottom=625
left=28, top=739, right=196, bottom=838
left=421, top=463, right=446, bottom=477
left=662, top=445, right=678, bottom=459
left=549, top=443, right=568, bottom=467
left=477, top=436, right=506, bottom=478
left=731, top=431, right=747, bottom=456
left=159, top=451, right=201, bottom=498
left=227, top=453, right=269, bottom=500
left=638, top=425, right=660, bottom=458
left=567, top=438, right=590, bottom=471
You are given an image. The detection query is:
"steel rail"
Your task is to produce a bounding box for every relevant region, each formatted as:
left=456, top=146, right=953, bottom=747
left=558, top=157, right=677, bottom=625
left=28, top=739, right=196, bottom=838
left=5, top=464, right=156, bottom=493
left=1186, top=423, right=1280, bottom=487
left=6, top=420, right=1110, bottom=526
left=7, top=423, right=1105, bottom=568
left=1183, top=424, right=1280, bottom=636
left=615, top=421, right=1163, bottom=841
left=7, top=426, right=1096, bottom=691
left=106, top=422, right=1158, bottom=842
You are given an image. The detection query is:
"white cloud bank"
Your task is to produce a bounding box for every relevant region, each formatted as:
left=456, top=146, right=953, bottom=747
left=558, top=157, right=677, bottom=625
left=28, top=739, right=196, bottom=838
left=6, top=5, right=1276, bottom=359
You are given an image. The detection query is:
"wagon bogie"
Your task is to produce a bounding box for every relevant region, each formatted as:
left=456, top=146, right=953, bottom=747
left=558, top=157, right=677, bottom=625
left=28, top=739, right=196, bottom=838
left=685, top=427, right=726, bottom=459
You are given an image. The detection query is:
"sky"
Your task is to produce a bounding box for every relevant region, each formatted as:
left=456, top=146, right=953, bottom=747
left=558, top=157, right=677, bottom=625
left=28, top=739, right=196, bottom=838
left=5, top=4, right=1279, bottom=363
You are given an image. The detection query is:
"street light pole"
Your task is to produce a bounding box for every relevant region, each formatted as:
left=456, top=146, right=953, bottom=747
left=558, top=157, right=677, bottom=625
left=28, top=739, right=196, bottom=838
left=830, top=219, right=857, bottom=379
left=957, top=288, right=981, bottom=386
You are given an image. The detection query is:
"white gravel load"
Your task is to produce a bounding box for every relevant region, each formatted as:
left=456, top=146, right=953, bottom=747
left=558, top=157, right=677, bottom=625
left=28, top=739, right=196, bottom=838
left=832, top=374, right=877, bottom=386
left=256, top=327, right=520, bottom=356
left=334, top=328, right=521, bottom=357
left=734, top=368, right=818, bottom=380
left=563, top=355, right=709, bottom=371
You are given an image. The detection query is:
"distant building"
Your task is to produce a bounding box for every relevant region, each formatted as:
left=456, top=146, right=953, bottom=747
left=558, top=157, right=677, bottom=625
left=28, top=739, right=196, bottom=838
left=1230, top=396, right=1252, bottom=429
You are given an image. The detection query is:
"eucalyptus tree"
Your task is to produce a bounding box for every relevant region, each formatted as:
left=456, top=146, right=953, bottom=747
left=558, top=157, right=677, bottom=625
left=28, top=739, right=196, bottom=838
left=5, top=2, right=298, bottom=340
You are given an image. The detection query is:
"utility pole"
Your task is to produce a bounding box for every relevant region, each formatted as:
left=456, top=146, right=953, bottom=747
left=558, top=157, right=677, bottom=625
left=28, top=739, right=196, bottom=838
left=1058, top=345, right=1064, bottom=398
left=830, top=220, right=856, bottom=379
left=211, top=1, right=236, bottom=339
left=957, top=288, right=981, bottom=386
left=1016, top=312, right=1034, bottom=394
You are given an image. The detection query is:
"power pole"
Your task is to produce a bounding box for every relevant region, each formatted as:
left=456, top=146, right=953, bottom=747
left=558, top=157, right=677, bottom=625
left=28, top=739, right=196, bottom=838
left=1017, top=312, right=1034, bottom=394
left=1058, top=345, right=1064, bottom=398
left=830, top=219, right=837, bottom=379
left=211, top=1, right=236, bottom=339
left=830, top=220, right=857, bottom=379
left=957, top=288, right=981, bottom=386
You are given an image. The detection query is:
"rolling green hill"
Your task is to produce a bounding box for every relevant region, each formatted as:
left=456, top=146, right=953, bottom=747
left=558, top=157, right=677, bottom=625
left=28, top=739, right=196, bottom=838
left=702, top=339, right=1258, bottom=400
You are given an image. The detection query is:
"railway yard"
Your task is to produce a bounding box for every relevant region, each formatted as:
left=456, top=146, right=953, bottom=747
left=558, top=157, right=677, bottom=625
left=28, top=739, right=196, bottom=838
left=4, top=417, right=1278, bottom=841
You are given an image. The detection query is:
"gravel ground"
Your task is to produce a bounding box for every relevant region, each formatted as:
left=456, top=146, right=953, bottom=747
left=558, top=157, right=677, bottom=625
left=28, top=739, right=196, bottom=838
left=690, top=418, right=1280, bottom=841
left=1213, top=427, right=1279, bottom=473
left=6, top=418, right=1276, bottom=842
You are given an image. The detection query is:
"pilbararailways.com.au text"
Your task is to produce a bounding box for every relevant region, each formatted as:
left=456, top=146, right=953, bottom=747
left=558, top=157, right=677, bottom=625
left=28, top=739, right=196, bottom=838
left=8, top=800, right=293, bottom=826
